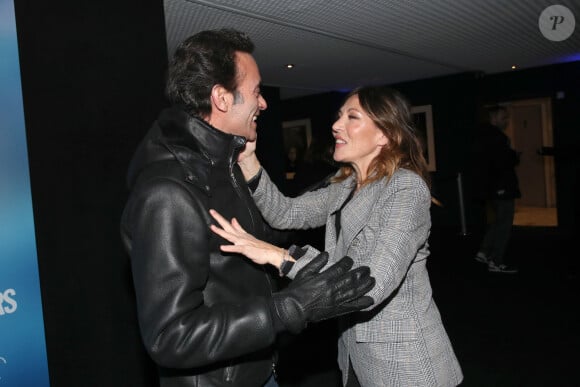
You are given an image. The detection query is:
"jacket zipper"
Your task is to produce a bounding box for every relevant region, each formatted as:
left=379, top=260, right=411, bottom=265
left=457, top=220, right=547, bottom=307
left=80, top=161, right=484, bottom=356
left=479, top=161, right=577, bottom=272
left=229, top=144, right=277, bottom=377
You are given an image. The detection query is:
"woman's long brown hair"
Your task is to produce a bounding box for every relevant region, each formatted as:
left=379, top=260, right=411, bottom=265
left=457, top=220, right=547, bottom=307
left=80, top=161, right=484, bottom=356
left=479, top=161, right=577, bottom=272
left=333, top=86, right=431, bottom=190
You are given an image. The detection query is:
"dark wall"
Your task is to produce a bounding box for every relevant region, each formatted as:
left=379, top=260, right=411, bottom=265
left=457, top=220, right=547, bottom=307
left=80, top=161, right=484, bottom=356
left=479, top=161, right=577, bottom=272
left=282, top=91, right=345, bottom=144
left=15, top=3, right=288, bottom=386
left=257, top=86, right=286, bottom=189
left=15, top=1, right=168, bottom=386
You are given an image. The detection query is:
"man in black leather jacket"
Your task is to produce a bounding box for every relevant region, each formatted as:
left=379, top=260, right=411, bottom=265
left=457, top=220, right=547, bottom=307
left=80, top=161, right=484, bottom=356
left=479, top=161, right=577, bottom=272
left=120, top=29, right=375, bottom=387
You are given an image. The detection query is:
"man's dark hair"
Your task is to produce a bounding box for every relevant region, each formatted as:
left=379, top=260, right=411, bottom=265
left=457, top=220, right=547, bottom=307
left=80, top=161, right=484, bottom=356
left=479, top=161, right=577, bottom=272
left=165, top=28, right=254, bottom=117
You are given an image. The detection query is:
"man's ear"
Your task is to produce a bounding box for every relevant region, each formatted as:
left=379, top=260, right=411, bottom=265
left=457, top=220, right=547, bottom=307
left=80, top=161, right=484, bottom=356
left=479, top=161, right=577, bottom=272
left=211, top=85, right=232, bottom=113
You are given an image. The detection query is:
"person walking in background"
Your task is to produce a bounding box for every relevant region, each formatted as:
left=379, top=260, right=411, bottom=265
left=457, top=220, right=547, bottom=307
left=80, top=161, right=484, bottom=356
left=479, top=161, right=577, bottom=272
left=210, top=86, right=463, bottom=387
left=471, top=105, right=520, bottom=273
left=120, top=28, right=375, bottom=387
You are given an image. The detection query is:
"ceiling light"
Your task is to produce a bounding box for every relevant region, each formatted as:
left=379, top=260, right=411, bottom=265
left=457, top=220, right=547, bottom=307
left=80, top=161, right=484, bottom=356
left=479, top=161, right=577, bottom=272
left=511, top=65, right=517, bottom=70
left=285, top=64, right=295, bottom=69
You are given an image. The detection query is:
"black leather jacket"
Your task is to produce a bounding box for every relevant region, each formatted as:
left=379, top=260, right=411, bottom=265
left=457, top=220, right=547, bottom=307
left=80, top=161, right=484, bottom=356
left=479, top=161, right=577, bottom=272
left=121, top=107, right=279, bottom=387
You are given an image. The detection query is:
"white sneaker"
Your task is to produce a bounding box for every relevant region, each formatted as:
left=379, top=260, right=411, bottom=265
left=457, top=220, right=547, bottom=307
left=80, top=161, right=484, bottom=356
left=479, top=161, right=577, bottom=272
left=488, top=261, right=518, bottom=273
left=474, top=252, right=489, bottom=264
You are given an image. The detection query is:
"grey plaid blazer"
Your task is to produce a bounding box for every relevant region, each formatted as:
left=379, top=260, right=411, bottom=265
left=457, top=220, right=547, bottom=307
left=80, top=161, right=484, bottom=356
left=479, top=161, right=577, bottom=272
left=252, top=168, right=463, bottom=387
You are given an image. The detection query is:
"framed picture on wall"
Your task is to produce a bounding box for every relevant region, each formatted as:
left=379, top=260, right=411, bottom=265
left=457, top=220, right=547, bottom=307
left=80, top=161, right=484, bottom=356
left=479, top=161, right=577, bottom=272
left=281, top=119, right=312, bottom=179
left=411, top=105, right=436, bottom=171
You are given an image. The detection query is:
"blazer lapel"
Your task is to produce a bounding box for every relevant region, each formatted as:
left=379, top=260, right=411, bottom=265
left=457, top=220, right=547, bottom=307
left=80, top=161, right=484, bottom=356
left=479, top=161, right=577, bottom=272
left=326, top=176, right=357, bottom=246
left=329, top=176, right=357, bottom=214
left=340, top=178, right=386, bottom=249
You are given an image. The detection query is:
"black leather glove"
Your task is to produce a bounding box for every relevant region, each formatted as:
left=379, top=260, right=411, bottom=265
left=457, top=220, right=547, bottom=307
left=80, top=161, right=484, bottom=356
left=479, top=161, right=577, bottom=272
left=271, top=252, right=375, bottom=334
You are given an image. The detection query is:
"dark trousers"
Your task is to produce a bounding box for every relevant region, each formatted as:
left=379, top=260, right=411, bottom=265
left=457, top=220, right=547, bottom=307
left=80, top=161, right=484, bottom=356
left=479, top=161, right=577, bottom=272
left=479, top=198, right=515, bottom=265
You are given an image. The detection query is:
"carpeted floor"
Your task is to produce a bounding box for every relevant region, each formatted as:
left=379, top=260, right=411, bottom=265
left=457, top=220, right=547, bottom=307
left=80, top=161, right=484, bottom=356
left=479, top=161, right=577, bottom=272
left=276, top=225, right=578, bottom=386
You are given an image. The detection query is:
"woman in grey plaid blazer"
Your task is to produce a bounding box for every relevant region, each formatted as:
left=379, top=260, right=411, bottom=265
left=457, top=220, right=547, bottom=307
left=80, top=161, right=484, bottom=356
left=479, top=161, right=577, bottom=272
left=211, top=86, right=463, bottom=387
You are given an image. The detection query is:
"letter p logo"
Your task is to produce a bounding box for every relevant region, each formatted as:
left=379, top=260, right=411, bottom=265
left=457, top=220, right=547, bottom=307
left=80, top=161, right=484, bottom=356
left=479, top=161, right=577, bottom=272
left=539, top=5, right=575, bottom=41
left=550, top=15, right=565, bottom=30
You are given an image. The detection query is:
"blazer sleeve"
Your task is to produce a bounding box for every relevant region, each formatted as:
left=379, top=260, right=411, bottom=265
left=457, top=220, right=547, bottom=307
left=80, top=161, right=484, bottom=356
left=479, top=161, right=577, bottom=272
left=252, top=169, right=330, bottom=230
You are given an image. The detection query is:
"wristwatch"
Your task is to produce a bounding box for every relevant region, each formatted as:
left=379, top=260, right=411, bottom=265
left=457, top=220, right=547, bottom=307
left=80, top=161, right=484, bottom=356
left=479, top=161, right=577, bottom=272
left=279, top=250, right=295, bottom=277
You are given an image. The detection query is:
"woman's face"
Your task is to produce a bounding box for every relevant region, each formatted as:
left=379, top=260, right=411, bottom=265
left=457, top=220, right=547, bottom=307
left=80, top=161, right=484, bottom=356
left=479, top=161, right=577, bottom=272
left=332, top=94, right=387, bottom=177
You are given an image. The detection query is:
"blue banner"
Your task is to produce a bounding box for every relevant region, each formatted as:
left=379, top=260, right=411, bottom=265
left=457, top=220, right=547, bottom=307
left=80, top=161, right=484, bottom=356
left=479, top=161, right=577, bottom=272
left=0, top=0, right=50, bottom=385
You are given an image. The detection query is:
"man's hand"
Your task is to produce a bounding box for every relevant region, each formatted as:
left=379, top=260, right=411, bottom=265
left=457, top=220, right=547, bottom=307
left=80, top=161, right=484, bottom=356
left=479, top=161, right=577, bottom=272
left=272, top=252, right=375, bottom=334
